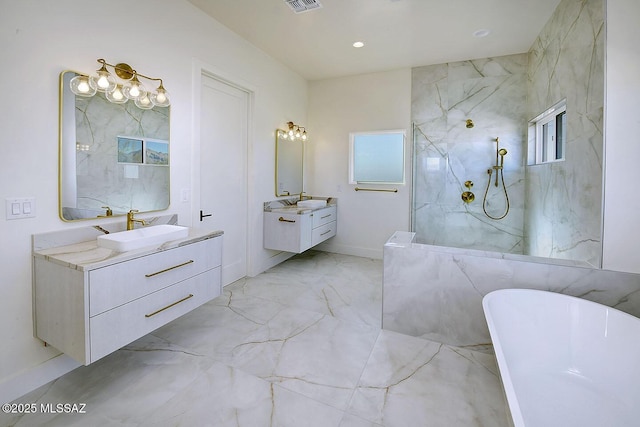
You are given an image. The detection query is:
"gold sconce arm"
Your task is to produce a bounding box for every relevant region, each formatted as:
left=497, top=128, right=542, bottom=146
left=277, top=121, right=308, bottom=141
left=70, top=58, right=170, bottom=108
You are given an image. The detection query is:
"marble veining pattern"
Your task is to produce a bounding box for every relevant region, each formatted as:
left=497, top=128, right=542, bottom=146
left=3, top=251, right=508, bottom=426
left=410, top=0, right=604, bottom=267
left=525, top=0, right=604, bottom=266
left=71, top=92, right=170, bottom=216
left=383, top=232, right=640, bottom=349
left=32, top=215, right=222, bottom=271
left=263, top=196, right=337, bottom=214
left=411, top=54, right=528, bottom=255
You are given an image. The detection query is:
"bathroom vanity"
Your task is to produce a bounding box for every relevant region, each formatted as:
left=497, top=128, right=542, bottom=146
left=263, top=197, right=337, bottom=253
left=33, top=216, right=223, bottom=365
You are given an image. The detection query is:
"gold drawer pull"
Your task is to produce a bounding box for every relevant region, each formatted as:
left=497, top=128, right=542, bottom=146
left=145, top=294, right=194, bottom=318
left=278, top=217, right=296, bottom=223
left=145, top=260, right=194, bottom=277
left=320, top=214, right=332, bottom=219
left=320, top=229, right=332, bottom=236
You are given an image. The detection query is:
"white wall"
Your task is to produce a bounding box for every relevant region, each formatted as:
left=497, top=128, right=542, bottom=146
left=307, top=69, right=412, bottom=258
left=602, top=0, right=640, bottom=274
left=0, top=0, right=307, bottom=403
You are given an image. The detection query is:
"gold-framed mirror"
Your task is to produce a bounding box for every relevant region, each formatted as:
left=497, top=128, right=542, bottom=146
left=59, top=71, right=170, bottom=221
left=275, top=128, right=304, bottom=197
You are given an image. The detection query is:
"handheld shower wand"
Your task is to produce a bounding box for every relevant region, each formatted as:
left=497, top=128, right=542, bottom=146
left=483, top=138, right=510, bottom=220
left=495, top=148, right=507, bottom=186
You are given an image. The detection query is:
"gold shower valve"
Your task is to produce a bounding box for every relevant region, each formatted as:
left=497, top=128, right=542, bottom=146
left=461, top=180, right=475, bottom=203
left=462, top=191, right=475, bottom=203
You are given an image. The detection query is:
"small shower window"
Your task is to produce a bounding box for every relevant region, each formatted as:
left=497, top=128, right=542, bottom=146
left=529, top=99, right=566, bottom=165
left=349, top=130, right=405, bottom=184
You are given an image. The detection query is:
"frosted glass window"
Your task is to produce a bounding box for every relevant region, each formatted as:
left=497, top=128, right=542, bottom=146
left=349, top=130, right=405, bottom=184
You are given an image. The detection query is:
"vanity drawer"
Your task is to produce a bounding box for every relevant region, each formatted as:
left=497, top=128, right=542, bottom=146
left=89, top=237, right=221, bottom=316
left=89, top=267, right=220, bottom=363
left=312, top=206, right=336, bottom=228
left=311, top=221, right=336, bottom=246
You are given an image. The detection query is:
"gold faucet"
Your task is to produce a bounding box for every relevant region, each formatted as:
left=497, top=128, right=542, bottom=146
left=102, top=206, right=113, bottom=216
left=299, top=192, right=309, bottom=201
left=126, top=209, right=148, bottom=230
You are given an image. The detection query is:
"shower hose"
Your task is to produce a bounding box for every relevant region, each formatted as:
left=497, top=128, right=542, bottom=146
left=482, top=168, right=510, bottom=220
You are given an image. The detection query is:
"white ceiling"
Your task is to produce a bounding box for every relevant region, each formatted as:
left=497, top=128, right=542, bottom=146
left=188, top=0, right=562, bottom=81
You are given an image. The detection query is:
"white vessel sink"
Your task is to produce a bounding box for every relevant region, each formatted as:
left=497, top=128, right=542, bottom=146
left=297, top=199, right=327, bottom=209
left=97, top=224, right=189, bottom=252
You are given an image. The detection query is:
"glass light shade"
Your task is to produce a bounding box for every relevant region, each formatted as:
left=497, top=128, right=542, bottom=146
left=301, top=131, right=308, bottom=141
left=295, top=128, right=301, bottom=138
left=150, top=87, right=170, bottom=107
left=122, top=75, right=147, bottom=100
left=106, top=84, right=128, bottom=104
left=90, top=70, right=116, bottom=93
left=134, top=93, right=155, bottom=110
left=70, top=75, right=97, bottom=97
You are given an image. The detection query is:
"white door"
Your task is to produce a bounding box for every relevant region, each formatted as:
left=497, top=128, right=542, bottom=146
left=198, top=73, right=249, bottom=286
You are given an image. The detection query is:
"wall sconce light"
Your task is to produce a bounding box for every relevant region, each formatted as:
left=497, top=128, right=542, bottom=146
left=277, top=121, right=308, bottom=141
left=69, top=59, right=170, bottom=109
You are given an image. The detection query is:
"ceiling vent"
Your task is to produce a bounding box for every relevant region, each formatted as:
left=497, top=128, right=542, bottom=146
left=284, top=0, right=322, bottom=14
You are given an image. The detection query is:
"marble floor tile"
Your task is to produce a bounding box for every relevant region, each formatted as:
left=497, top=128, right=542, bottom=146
left=150, top=281, right=290, bottom=364
left=347, top=330, right=509, bottom=427
left=228, top=307, right=380, bottom=411
left=141, top=361, right=346, bottom=427
left=2, top=335, right=215, bottom=426
left=1, top=251, right=508, bottom=427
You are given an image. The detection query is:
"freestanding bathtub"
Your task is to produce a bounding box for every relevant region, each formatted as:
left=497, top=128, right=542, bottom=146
left=483, top=289, right=640, bottom=427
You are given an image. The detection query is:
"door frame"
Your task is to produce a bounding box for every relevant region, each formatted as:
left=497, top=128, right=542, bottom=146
left=191, top=59, right=256, bottom=279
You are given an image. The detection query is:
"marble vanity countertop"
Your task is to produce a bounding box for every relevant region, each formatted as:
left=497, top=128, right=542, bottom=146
left=264, top=196, right=337, bottom=215
left=33, top=227, right=223, bottom=272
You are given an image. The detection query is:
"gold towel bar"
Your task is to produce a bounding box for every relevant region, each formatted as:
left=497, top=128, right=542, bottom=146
left=355, top=187, right=398, bottom=193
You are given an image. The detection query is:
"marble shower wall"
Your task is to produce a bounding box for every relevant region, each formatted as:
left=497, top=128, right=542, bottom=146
left=525, top=0, right=604, bottom=266
left=411, top=0, right=604, bottom=266
left=412, top=54, right=528, bottom=254
left=73, top=93, right=170, bottom=215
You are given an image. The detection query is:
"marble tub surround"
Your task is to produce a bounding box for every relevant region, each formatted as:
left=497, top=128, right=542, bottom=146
left=383, top=231, right=640, bottom=350
left=5, top=251, right=509, bottom=426
left=264, top=196, right=337, bottom=214
left=32, top=214, right=222, bottom=271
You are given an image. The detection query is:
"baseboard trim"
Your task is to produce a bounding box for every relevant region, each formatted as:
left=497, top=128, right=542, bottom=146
left=0, top=354, right=79, bottom=405
left=249, top=250, right=295, bottom=277
left=314, top=242, right=383, bottom=260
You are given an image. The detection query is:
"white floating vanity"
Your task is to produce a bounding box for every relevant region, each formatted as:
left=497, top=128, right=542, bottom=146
left=263, top=197, right=337, bottom=253
left=32, top=215, right=223, bottom=365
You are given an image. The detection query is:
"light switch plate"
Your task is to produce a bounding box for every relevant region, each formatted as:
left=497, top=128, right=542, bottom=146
left=5, top=197, right=36, bottom=220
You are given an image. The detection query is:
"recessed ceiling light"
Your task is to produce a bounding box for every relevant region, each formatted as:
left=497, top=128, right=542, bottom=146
left=473, top=29, right=491, bottom=38
left=352, top=41, right=365, bottom=48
